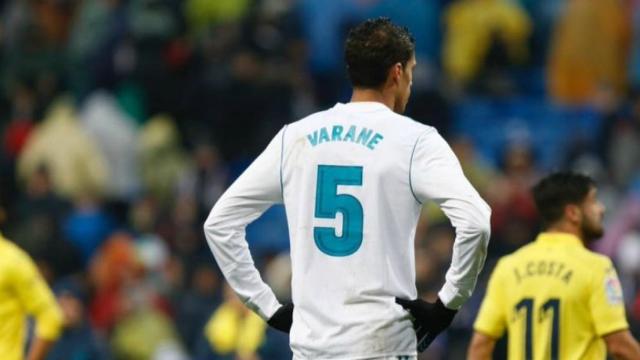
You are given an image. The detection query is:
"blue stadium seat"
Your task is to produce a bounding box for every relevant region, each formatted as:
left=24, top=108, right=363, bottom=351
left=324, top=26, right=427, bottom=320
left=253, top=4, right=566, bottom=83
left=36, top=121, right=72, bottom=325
left=453, top=97, right=601, bottom=170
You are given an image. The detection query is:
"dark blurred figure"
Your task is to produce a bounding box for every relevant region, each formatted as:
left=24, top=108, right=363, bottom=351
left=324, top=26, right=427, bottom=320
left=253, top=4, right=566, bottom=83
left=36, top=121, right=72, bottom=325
left=47, top=276, right=111, bottom=360
left=10, top=165, right=81, bottom=275
left=486, top=144, right=538, bottom=253
left=175, top=258, right=221, bottom=354
left=177, top=143, right=228, bottom=221
left=607, top=92, right=640, bottom=188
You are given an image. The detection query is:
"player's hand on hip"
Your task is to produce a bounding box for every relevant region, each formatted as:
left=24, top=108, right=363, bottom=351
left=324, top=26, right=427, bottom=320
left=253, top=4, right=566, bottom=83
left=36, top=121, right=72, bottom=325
left=267, top=303, right=294, bottom=333
left=395, top=297, right=457, bottom=352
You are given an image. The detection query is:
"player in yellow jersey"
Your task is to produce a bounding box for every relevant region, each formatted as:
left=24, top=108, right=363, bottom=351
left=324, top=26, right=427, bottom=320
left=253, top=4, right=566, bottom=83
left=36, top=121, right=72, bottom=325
left=0, top=234, right=64, bottom=360
left=468, top=172, right=640, bottom=360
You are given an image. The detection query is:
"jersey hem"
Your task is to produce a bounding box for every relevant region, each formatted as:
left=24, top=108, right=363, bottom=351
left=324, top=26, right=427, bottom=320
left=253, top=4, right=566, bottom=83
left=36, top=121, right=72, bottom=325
left=473, top=325, right=503, bottom=339
left=597, top=323, right=629, bottom=337
left=293, top=351, right=417, bottom=360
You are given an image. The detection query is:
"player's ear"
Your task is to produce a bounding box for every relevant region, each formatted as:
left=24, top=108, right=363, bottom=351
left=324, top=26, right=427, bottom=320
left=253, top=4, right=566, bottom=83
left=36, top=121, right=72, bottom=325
left=565, top=204, right=582, bottom=224
left=389, top=62, right=403, bottom=83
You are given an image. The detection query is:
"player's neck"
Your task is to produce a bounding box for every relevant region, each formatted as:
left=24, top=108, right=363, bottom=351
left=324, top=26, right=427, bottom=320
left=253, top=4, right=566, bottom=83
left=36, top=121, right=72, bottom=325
left=350, top=88, right=395, bottom=111
left=545, top=222, right=585, bottom=244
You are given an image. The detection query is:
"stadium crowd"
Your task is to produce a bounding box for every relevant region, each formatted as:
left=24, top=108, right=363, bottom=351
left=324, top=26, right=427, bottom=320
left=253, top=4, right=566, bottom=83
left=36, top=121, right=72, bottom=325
left=0, top=0, right=639, bottom=359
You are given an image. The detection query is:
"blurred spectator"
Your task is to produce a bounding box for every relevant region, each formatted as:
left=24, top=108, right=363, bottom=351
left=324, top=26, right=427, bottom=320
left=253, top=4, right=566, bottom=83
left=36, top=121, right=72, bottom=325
left=138, top=114, right=191, bottom=206
left=135, top=233, right=171, bottom=290
left=165, top=194, right=206, bottom=263
left=17, top=98, right=109, bottom=199
left=607, top=94, right=640, bottom=187
left=47, top=276, right=111, bottom=360
left=450, top=136, right=496, bottom=196
left=80, top=91, right=140, bottom=200
left=185, top=0, right=251, bottom=36
left=597, top=190, right=640, bottom=258
left=486, top=143, right=538, bottom=239
left=548, top=0, right=631, bottom=104
left=629, top=0, right=640, bottom=88
left=442, top=0, right=532, bottom=91
left=177, top=143, right=228, bottom=219
left=416, top=224, right=456, bottom=296
left=63, top=193, right=115, bottom=264
left=89, top=233, right=142, bottom=332
left=196, top=283, right=267, bottom=360
left=9, top=164, right=81, bottom=276
left=3, top=82, right=36, bottom=160
left=110, top=285, right=187, bottom=360
left=128, top=0, right=179, bottom=41
left=3, top=117, right=34, bottom=160
left=174, top=258, right=221, bottom=354
left=66, top=0, right=130, bottom=98
left=115, top=82, right=147, bottom=125
left=616, top=232, right=640, bottom=314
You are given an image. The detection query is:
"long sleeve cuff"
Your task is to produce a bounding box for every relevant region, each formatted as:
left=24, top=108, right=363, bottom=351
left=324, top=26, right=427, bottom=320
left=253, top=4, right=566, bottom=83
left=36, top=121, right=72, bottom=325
left=438, top=282, right=468, bottom=310
left=249, top=288, right=282, bottom=320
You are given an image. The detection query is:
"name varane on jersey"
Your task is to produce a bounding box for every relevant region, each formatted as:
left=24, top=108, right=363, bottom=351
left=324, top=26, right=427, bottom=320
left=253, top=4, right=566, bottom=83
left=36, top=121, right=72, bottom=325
left=306, top=124, right=384, bottom=150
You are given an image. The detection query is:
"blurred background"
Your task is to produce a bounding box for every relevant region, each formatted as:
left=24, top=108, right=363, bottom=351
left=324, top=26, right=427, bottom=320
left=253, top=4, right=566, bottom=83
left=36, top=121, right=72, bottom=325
left=0, top=0, right=639, bottom=359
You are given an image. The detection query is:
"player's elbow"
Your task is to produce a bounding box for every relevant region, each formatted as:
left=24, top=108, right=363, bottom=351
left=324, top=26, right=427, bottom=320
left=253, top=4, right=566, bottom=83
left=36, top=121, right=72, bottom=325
left=478, top=199, right=492, bottom=231
left=468, top=207, right=491, bottom=244
left=467, top=331, right=496, bottom=360
left=203, top=212, right=227, bottom=243
left=604, top=330, right=640, bottom=360
left=476, top=216, right=491, bottom=240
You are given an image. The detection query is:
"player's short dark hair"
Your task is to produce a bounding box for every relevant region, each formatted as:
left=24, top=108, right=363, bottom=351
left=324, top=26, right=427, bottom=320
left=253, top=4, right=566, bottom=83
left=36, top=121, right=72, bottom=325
left=532, top=172, right=595, bottom=228
left=344, top=17, right=415, bottom=89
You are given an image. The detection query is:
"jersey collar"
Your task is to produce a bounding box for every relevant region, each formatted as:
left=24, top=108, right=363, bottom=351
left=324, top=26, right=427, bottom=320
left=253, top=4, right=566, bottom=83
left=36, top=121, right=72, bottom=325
left=535, top=232, right=585, bottom=248
left=334, top=102, right=390, bottom=112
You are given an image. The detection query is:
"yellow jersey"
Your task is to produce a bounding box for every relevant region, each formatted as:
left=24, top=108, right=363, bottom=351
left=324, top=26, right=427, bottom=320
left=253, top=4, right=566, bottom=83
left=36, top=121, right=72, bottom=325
left=474, top=232, right=629, bottom=360
left=0, top=235, right=63, bottom=360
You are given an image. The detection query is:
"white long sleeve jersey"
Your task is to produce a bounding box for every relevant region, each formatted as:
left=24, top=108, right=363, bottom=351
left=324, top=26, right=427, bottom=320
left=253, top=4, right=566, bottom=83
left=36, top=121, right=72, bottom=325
left=204, top=102, right=491, bottom=359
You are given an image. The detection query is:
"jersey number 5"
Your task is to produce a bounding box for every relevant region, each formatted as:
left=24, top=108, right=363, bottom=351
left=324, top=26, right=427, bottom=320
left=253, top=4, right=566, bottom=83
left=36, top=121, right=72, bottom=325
left=314, top=165, right=363, bottom=256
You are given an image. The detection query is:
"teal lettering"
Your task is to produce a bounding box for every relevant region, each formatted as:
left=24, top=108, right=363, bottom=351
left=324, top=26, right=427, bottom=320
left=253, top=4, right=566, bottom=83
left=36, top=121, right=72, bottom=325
left=319, top=127, right=330, bottom=143
left=356, top=128, right=373, bottom=146
left=367, top=133, right=384, bottom=150
left=332, top=125, right=344, bottom=141
left=307, top=131, right=319, bottom=146
left=343, top=126, right=357, bottom=142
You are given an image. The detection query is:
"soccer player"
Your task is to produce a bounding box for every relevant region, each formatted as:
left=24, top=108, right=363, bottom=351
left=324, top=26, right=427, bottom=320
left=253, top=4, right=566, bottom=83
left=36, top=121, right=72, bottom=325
left=204, top=18, right=491, bottom=358
left=0, top=234, right=64, bottom=360
left=468, top=172, right=640, bottom=360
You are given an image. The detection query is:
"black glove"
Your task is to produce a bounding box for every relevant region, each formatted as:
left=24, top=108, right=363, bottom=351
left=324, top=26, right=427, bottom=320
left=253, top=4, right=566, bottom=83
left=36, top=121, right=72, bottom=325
left=267, top=303, right=294, bottom=333
left=395, top=297, right=457, bottom=352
